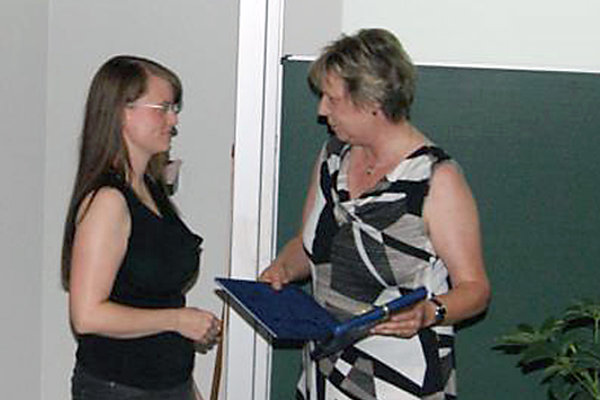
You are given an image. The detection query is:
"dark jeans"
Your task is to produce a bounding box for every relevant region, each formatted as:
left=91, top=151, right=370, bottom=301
left=71, top=366, right=194, bottom=400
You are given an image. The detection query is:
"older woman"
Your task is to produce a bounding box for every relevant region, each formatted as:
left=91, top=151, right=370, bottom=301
left=260, top=29, right=490, bottom=399
left=62, top=55, right=221, bottom=400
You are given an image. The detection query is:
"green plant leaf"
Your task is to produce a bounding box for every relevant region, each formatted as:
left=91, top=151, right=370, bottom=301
left=520, top=342, right=561, bottom=365
left=573, top=354, right=600, bottom=370
left=517, top=323, right=536, bottom=333
left=541, top=317, right=563, bottom=332
left=572, top=391, right=596, bottom=400
left=495, top=299, right=600, bottom=400
left=549, top=374, right=577, bottom=400
left=565, top=300, right=600, bottom=321
left=544, top=364, right=565, bottom=379
left=496, top=331, right=542, bottom=346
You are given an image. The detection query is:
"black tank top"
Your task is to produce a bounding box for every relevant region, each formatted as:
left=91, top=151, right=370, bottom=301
left=75, top=173, right=203, bottom=390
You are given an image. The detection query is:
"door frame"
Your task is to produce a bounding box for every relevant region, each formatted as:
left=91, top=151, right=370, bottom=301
left=225, top=0, right=284, bottom=399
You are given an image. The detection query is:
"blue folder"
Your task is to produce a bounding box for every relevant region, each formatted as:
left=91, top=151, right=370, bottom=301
left=216, top=278, right=428, bottom=359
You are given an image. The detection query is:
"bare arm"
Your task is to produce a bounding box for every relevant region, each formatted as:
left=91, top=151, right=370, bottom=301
left=423, top=162, right=490, bottom=324
left=372, top=162, right=490, bottom=336
left=69, top=188, right=220, bottom=343
left=259, top=235, right=311, bottom=290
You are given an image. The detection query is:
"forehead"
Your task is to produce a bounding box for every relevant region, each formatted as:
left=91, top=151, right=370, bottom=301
left=142, top=74, right=174, bottom=100
left=321, top=71, right=348, bottom=97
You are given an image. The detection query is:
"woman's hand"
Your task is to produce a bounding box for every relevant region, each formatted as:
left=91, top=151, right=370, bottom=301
left=260, top=154, right=321, bottom=290
left=258, top=235, right=310, bottom=291
left=176, top=307, right=221, bottom=345
left=370, top=300, right=435, bottom=338
left=259, top=260, right=291, bottom=291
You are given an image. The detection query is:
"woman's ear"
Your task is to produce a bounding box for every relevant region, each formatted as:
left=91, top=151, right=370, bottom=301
left=122, top=106, right=131, bottom=122
left=121, top=107, right=132, bottom=131
left=370, top=105, right=383, bottom=117
left=361, top=101, right=380, bottom=117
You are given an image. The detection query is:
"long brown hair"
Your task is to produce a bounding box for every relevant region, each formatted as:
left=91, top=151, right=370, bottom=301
left=61, top=55, right=182, bottom=290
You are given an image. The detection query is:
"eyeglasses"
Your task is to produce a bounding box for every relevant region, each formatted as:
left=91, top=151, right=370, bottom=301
left=127, top=102, right=182, bottom=115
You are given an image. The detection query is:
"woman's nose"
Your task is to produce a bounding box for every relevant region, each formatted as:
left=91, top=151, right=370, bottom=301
left=318, top=96, right=329, bottom=116
left=167, top=111, right=179, bottom=126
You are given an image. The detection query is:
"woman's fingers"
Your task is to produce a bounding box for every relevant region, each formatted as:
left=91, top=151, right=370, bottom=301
left=259, top=263, right=289, bottom=290
left=370, top=302, right=428, bottom=338
left=177, top=307, right=221, bottom=343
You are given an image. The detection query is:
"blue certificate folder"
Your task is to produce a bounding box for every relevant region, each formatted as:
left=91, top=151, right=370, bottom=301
left=215, top=278, right=428, bottom=358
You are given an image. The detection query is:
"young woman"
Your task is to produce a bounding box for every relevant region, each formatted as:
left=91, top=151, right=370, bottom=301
left=62, top=55, right=220, bottom=400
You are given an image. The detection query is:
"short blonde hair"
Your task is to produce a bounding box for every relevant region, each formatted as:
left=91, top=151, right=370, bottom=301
left=309, top=28, right=416, bottom=121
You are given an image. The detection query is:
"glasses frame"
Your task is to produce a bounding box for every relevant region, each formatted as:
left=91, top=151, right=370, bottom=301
left=126, top=101, right=182, bottom=115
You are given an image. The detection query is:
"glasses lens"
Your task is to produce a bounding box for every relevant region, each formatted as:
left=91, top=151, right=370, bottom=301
left=127, top=102, right=180, bottom=114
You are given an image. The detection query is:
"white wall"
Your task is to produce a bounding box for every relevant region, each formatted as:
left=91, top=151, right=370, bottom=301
left=342, top=0, right=600, bottom=71
left=40, top=1, right=238, bottom=399
left=0, top=0, right=47, bottom=398
left=283, top=0, right=342, bottom=56
left=283, top=0, right=600, bottom=72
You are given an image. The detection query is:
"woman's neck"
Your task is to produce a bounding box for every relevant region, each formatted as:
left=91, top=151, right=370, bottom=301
left=125, top=163, right=149, bottom=195
left=358, top=121, right=426, bottom=171
left=126, top=152, right=151, bottom=188
left=126, top=163, right=162, bottom=217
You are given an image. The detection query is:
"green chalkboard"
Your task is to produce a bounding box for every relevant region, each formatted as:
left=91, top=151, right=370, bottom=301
left=273, top=58, right=600, bottom=399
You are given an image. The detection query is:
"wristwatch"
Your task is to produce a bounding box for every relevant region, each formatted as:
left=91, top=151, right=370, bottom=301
left=430, top=296, right=447, bottom=325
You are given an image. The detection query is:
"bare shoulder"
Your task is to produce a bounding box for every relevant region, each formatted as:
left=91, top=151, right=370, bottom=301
left=430, top=160, right=467, bottom=189
left=77, top=186, right=129, bottom=227
left=424, top=160, right=477, bottom=225
left=428, top=160, right=477, bottom=205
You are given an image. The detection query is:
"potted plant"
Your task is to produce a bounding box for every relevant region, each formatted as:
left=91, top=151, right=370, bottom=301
left=494, top=299, right=600, bottom=399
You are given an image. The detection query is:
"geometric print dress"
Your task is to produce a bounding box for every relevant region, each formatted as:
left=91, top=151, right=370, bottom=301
left=298, top=137, right=457, bottom=400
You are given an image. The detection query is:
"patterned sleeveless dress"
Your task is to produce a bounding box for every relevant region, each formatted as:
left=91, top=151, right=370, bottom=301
left=298, top=137, right=457, bottom=400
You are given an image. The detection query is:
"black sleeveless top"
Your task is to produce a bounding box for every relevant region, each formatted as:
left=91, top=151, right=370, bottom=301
left=76, top=173, right=203, bottom=390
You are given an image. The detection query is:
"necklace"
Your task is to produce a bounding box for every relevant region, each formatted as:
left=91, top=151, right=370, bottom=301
left=357, top=125, right=424, bottom=176
left=361, top=154, right=387, bottom=176
left=364, top=159, right=389, bottom=175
